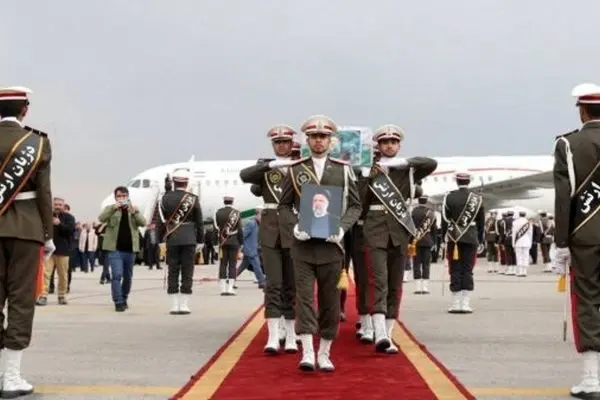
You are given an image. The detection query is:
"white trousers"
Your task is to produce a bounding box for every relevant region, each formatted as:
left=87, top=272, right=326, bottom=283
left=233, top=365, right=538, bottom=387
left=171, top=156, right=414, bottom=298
left=515, top=246, right=530, bottom=266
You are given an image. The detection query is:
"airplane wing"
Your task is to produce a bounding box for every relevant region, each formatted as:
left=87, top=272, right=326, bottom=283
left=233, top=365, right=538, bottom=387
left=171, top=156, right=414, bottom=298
left=427, top=171, right=554, bottom=209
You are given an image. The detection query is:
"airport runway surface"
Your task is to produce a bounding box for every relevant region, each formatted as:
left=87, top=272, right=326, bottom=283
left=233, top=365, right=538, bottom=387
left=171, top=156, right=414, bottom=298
left=25, top=261, right=577, bottom=399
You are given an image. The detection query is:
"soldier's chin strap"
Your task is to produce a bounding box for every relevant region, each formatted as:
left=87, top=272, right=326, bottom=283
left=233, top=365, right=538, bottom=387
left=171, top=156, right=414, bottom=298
left=554, top=137, right=576, bottom=198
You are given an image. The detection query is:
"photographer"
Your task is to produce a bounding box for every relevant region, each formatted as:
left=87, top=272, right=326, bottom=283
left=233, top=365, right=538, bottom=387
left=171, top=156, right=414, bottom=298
left=98, top=186, right=146, bottom=312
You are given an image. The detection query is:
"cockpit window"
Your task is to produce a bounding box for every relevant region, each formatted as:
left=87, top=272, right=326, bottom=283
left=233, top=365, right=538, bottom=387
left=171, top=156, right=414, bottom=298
left=128, top=179, right=141, bottom=188
left=142, top=179, right=150, bottom=188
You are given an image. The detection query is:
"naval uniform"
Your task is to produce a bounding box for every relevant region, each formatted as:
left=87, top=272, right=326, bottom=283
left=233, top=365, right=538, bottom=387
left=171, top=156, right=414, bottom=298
left=216, top=204, right=243, bottom=287
left=158, top=189, right=204, bottom=297
left=441, top=185, right=485, bottom=313
left=278, top=156, right=361, bottom=338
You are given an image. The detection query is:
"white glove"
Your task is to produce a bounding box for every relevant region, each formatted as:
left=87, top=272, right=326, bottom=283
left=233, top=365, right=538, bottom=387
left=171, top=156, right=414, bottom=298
left=293, top=224, right=311, bottom=241
left=552, top=247, right=570, bottom=276
left=196, top=244, right=204, bottom=252
left=269, top=159, right=294, bottom=168
left=326, top=227, right=344, bottom=243
left=361, top=167, right=371, bottom=178
left=378, top=158, right=409, bottom=167
left=43, top=239, right=56, bottom=260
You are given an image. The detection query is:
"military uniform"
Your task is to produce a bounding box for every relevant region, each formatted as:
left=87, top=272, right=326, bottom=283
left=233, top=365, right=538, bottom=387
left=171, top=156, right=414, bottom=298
left=158, top=168, right=204, bottom=315
left=498, top=211, right=516, bottom=274
left=239, top=124, right=298, bottom=354
left=497, top=212, right=508, bottom=269
left=538, top=211, right=553, bottom=272
left=215, top=197, right=243, bottom=295
left=362, top=124, right=437, bottom=353
left=511, top=211, right=532, bottom=277
left=441, top=171, right=485, bottom=314
left=278, top=115, right=361, bottom=372
left=553, top=83, right=600, bottom=398
left=484, top=212, right=499, bottom=272
left=411, top=195, right=436, bottom=294
left=0, top=87, right=54, bottom=397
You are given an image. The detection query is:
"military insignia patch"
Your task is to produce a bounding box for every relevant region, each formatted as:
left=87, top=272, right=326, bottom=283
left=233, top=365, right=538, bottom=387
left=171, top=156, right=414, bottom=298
left=268, top=170, right=282, bottom=184
left=296, top=171, right=310, bottom=185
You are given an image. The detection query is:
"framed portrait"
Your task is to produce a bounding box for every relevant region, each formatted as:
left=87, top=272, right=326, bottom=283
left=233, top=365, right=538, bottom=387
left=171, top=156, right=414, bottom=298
left=300, top=126, right=374, bottom=168
left=298, top=184, right=343, bottom=239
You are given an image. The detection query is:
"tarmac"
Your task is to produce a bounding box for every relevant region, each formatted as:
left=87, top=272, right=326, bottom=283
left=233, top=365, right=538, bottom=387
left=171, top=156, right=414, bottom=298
left=22, top=260, right=579, bottom=399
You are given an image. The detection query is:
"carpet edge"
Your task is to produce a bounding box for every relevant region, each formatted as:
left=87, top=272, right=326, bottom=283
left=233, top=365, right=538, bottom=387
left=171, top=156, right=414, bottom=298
left=169, top=305, right=264, bottom=400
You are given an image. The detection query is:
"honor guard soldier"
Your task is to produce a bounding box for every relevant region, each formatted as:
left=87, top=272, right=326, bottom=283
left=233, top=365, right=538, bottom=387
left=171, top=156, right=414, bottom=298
left=239, top=124, right=299, bottom=354
left=353, top=142, right=381, bottom=343
left=0, top=86, right=54, bottom=397
left=485, top=211, right=499, bottom=272
left=411, top=194, right=436, bottom=294
left=511, top=211, right=532, bottom=277
left=216, top=196, right=243, bottom=295
left=553, top=83, right=600, bottom=398
left=441, top=170, right=485, bottom=314
left=362, top=124, right=437, bottom=353
left=278, top=115, right=362, bottom=372
left=158, top=168, right=204, bottom=315
left=538, top=211, right=553, bottom=272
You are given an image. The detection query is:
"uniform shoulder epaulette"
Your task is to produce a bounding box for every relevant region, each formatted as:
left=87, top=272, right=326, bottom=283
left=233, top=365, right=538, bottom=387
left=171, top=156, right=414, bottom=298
left=25, top=125, right=48, bottom=137
left=329, top=157, right=349, bottom=165
left=555, top=128, right=579, bottom=140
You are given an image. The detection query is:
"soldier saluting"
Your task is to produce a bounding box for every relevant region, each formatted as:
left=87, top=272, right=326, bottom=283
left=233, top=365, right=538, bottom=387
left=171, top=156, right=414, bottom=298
left=216, top=196, right=243, bottom=296
left=239, top=124, right=299, bottom=354
left=441, top=171, right=485, bottom=314
left=553, top=83, right=600, bottom=398
left=362, top=125, right=437, bottom=354
left=157, top=168, right=204, bottom=315
left=0, top=86, right=54, bottom=397
left=278, top=115, right=361, bottom=372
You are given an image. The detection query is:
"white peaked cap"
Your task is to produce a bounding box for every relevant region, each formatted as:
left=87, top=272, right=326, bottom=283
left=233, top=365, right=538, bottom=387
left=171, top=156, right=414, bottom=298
left=0, top=86, right=32, bottom=101
left=572, top=83, right=600, bottom=104
left=454, top=169, right=471, bottom=180
left=172, top=168, right=191, bottom=181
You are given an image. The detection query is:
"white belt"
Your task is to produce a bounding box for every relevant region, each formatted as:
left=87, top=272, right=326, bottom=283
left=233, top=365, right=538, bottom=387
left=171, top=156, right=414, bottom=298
left=228, top=230, right=238, bottom=235
left=369, top=205, right=386, bottom=211
left=356, top=219, right=364, bottom=226
left=15, top=191, right=36, bottom=201
left=263, top=203, right=278, bottom=210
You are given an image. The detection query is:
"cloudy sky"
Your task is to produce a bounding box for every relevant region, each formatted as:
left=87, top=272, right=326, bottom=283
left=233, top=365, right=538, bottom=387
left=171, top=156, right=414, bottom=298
left=1, top=0, right=597, bottom=219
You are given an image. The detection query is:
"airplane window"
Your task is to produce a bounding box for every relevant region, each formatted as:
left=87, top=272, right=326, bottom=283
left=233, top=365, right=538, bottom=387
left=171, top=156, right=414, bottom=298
left=224, top=180, right=229, bottom=185
left=142, top=179, right=150, bottom=188
left=205, top=180, right=210, bottom=186
left=434, top=177, right=438, bottom=182
left=487, top=176, right=492, bottom=181
left=233, top=180, right=238, bottom=185
left=129, top=179, right=141, bottom=188
left=443, top=176, right=447, bottom=182
left=215, top=180, right=220, bottom=186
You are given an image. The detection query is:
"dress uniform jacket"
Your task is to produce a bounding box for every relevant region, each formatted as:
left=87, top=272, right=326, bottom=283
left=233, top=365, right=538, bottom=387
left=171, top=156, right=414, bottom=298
left=0, top=121, right=53, bottom=243
left=239, top=161, right=294, bottom=249
left=363, top=157, right=437, bottom=249
left=159, top=189, right=204, bottom=246
left=411, top=205, right=435, bottom=247
left=441, top=187, right=485, bottom=245
left=278, top=157, right=362, bottom=264
left=215, top=205, right=243, bottom=247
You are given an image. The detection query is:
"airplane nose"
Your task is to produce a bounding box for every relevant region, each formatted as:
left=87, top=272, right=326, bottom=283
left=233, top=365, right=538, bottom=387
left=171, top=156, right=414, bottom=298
left=100, top=194, right=114, bottom=210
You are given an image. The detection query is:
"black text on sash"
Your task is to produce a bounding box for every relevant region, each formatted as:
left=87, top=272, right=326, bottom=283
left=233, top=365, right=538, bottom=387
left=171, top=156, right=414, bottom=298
left=515, top=222, right=530, bottom=242
left=447, top=192, right=482, bottom=243
left=264, top=168, right=284, bottom=203
left=0, top=132, right=44, bottom=217
left=414, top=209, right=433, bottom=241
left=165, top=193, right=195, bottom=237
left=369, top=172, right=417, bottom=237
left=572, top=161, right=600, bottom=234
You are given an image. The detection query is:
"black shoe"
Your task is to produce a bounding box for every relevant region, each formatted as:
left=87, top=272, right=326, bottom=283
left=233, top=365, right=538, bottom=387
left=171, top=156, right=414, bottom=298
left=115, top=303, right=126, bottom=312
left=123, top=301, right=128, bottom=309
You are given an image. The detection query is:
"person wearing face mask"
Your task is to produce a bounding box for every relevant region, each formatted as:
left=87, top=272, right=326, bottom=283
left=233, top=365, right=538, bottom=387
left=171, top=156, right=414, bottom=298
left=362, top=124, right=437, bottom=354
left=553, top=83, right=600, bottom=398
left=278, top=115, right=362, bottom=373
left=240, top=125, right=299, bottom=354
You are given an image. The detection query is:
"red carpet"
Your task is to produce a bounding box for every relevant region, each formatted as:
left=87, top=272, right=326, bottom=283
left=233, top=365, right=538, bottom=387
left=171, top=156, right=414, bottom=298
left=172, top=284, right=475, bottom=400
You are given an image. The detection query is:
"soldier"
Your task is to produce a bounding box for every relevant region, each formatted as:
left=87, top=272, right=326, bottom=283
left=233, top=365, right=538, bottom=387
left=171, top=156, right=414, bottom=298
left=497, top=211, right=508, bottom=272
left=538, top=211, right=553, bottom=272
left=353, top=142, right=381, bottom=343
left=501, top=210, right=517, bottom=275
left=485, top=211, right=499, bottom=273
left=511, top=211, right=532, bottom=277
left=239, top=124, right=299, bottom=354
left=158, top=168, right=204, bottom=315
left=552, top=83, right=600, bottom=398
left=529, top=215, right=542, bottom=266
left=215, top=196, right=243, bottom=295
left=0, top=86, right=54, bottom=397
left=278, top=115, right=361, bottom=372
left=441, top=170, right=485, bottom=314
left=362, top=125, right=437, bottom=353
left=411, top=195, right=436, bottom=294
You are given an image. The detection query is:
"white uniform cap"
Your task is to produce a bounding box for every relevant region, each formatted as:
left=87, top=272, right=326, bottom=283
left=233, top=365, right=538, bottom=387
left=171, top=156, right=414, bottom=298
left=0, top=86, right=32, bottom=101
left=572, top=83, right=600, bottom=105
left=267, top=124, right=296, bottom=141
left=172, top=168, right=191, bottom=182
left=454, top=169, right=471, bottom=180
left=373, top=124, right=405, bottom=142
left=300, top=115, right=337, bottom=135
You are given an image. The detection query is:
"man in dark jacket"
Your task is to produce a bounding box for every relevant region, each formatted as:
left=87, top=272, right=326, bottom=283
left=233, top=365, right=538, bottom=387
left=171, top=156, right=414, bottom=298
left=36, top=197, right=76, bottom=306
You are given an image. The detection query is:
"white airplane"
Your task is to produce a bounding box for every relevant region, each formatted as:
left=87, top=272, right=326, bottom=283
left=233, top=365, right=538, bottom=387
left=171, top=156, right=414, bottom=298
left=100, top=154, right=556, bottom=229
